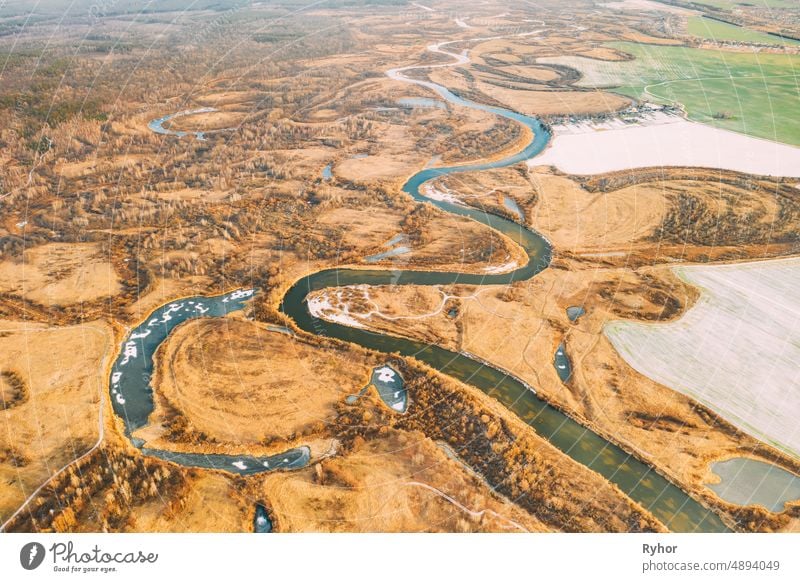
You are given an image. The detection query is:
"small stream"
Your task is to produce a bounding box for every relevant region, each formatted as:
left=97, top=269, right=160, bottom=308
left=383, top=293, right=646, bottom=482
left=148, top=107, right=216, bottom=140
left=135, top=38, right=733, bottom=531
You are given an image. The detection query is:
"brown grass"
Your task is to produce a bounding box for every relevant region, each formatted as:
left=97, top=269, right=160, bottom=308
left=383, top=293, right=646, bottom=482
left=148, top=317, right=372, bottom=446
left=315, top=205, right=527, bottom=273
left=0, top=320, right=112, bottom=522
left=258, top=429, right=549, bottom=532
left=327, top=263, right=799, bottom=531
left=0, top=242, right=121, bottom=306
left=132, top=472, right=249, bottom=532
left=167, top=111, right=248, bottom=132
left=476, top=85, right=631, bottom=116
left=528, top=169, right=667, bottom=251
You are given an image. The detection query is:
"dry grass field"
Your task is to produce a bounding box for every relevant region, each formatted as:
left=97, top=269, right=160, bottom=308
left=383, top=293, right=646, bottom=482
left=258, top=430, right=549, bottom=532
left=430, top=164, right=800, bottom=265
left=131, top=472, right=250, bottom=533
left=0, top=320, right=112, bottom=523
left=306, top=264, right=799, bottom=531
left=0, top=243, right=121, bottom=306
left=3, top=0, right=799, bottom=533
left=165, top=111, right=250, bottom=132
left=478, top=87, right=631, bottom=117
left=305, top=155, right=800, bottom=529
left=147, top=317, right=373, bottom=448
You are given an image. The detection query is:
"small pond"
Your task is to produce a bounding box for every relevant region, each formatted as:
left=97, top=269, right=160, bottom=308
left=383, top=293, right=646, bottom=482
left=346, top=365, right=408, bottom=411
left=708, top=457, right=800, bottom=513
left=502, top=196, right=524, bottom=221
left=254, top=504, right=273, bottom=533
left=566, top=306, right=586, bottom=322
left=553, top=342, right=572, bottom=383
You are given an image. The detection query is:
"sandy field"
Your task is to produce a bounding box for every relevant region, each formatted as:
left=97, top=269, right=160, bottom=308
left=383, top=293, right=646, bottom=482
left=0, top=320, right=112, bottom=522
left=0, top=242, right=121, bottom=306
left=530, top=117, right=800, bottom=177
left=606, top=257, right=800, bottom=459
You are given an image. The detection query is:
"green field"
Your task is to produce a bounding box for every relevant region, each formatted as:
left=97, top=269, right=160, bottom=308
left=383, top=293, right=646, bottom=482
left=687, top=16, right=800, bottom=46
left=691, top=0, right=796, bottom=9
left=540, top=43, right=800, bottom=146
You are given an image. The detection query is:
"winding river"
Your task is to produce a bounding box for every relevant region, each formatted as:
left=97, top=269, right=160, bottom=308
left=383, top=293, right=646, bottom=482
left=278, top=40, right=730, bottom=532
left=110, top=289, right=310, bottom=476
left=148, top=108, right=215, bottom=140
left=131, top=36, right=731, bottom=531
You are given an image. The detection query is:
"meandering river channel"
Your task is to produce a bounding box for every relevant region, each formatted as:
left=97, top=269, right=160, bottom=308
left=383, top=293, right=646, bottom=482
left=278, top=40, right=729, bottom=532
left=130, top=37, right=731, bottom=531
left=111, top=289, right=310, bottom=476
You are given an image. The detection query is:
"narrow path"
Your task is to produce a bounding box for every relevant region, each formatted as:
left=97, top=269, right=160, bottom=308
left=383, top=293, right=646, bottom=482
left=404, top=481, right=530, bottom=532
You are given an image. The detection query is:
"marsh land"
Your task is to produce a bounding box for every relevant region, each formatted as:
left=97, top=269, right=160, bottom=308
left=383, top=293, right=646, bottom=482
left=1, top=0, right=799, bottom=533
